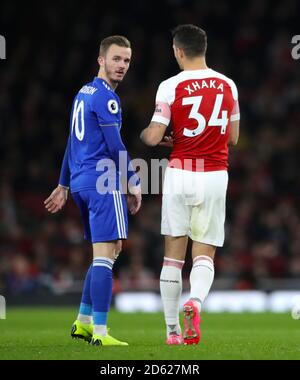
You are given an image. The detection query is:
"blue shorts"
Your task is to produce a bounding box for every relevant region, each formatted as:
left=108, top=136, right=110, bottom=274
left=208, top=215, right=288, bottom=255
left=72, top=190, right=128, bottom=243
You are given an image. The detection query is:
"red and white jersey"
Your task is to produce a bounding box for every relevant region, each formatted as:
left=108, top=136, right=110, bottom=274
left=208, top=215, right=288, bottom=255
left=151, top=68, right=240, bottom=171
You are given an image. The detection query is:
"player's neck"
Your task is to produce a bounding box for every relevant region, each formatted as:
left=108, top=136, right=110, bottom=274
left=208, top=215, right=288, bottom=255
left=97, top=70, right=118, bottom=91
left=182, top=57, right=208, bottom=71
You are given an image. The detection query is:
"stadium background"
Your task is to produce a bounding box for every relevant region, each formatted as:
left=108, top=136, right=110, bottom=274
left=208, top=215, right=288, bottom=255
left=0, top=0, right=299, bottom=304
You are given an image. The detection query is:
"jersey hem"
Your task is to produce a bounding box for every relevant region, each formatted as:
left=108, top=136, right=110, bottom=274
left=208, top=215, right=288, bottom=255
left=168, top=159, right=228, bottom=172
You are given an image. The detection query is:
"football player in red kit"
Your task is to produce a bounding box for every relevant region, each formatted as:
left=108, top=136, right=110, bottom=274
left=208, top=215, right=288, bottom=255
left=141, top=24, right=240, bottom=345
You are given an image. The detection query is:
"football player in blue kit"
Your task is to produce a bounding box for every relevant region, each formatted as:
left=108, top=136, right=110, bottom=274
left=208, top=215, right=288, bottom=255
left=44, top=35, right=141, bottom=346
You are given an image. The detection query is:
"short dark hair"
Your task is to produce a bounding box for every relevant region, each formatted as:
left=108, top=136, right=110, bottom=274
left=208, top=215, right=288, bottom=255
left=99, top=35, right=131, bottom=56
left=172, top=24, right=207, bottom=58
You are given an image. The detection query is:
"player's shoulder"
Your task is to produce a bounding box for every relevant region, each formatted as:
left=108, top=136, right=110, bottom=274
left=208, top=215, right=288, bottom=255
left=86, top=78, right=120, bottom=116
left=87, top=78, right=119, bottom=107
left=158, top=72, right=184, bottom=89
left=208, top=69, right=238, bottom=99
left=156, top=73, right=188, bottom=99
left=92, top=78, right=118, bottom=99
left=208, top=69, right=236, bottom=85
left=76, top=78, right=116, bottom=99
left=77, top=81, right=98, bottom=97
left=208, top=69, right=237, bottom=88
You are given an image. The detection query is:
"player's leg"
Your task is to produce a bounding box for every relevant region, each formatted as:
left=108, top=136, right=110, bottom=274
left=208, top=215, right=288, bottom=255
left=76, top=239, right=122, bottom=335
left=160, top=235, right=187, bottom=344
left=160, top=167, right=190, bottom=344
left=183, top=242, right=216, bottom=345
left=90, top=245, right=128, bottom=346
left=71, top=192, right=94, bottom=342
left=189, top=242, right=216, bottom=312
left=90, top=241, right=116, bottom=338
left=71, top=264, right=94, bottom=342
left=77, top=265, right=92, bottom=323
left=88, top=190, right=128, bottom=346
left=183, top=170, right=228, bottom=345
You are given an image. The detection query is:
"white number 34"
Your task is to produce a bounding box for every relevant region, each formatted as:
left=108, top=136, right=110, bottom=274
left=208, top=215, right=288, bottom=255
left=183, top=94, right=228, bottom=137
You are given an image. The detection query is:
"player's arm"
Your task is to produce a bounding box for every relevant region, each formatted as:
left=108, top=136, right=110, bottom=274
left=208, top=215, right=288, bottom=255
left=58, top=137, right=71, bottom=188
left=141, top=82, right=172, bottom=146
left=228, top=82, right=240, bottom=146
left=100, top=124, right=140, bottom=187
left=92, top=94, right=140, bottom=188
left=140, top=121, right=168, bottom=146
left=101, top=125, right=141, bottom=214
left=44, top=138, right=70, bottom=213
left=228, top=120, right=239, bottom=146
left=92, top=94, right=141, bottom=214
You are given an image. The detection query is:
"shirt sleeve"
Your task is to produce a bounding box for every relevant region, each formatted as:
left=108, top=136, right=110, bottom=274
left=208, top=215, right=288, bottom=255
left=91, top=92, right=140, bottom=188
left=58, top=136, right=71, bottom=188
left=151, top=81, right=171, bottom=126
left=229, top=80, right=240, bottom=122
left=230, top=100, right=240, bottom=122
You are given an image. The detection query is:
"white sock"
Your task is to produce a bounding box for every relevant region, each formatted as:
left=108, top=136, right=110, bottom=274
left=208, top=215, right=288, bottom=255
left=190, top=255, right=215, bottom=312
left=160, top=257, right=184, bottom=337
left=93, top=325, right=107, bottom=336
left=77, top=314, right=92, bottom=324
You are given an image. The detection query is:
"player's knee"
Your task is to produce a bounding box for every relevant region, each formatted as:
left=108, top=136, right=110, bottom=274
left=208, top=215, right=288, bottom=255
left=114, top=240, right=122, bottom=260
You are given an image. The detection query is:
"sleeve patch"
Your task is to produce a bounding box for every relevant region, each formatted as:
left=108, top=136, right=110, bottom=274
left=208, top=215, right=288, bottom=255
left=153, top=101, right=171, bottom=121
left=107, top=99, right=119, bottom=114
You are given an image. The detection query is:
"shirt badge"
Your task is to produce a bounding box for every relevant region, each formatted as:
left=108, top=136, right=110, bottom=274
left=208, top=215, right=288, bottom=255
left=108, top=99, right=119, bottom=114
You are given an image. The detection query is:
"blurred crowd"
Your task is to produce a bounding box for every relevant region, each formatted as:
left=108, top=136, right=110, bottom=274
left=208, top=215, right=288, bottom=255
left=1, top=0, right=300, bottom=296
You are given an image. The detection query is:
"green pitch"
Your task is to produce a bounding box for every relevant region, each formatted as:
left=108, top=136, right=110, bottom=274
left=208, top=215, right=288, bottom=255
left=0, top=307, right=300, bottom=360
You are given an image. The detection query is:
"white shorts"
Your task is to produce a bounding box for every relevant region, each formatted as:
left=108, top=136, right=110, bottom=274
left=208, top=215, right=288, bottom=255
left=161, top=167, right=228, bottom=247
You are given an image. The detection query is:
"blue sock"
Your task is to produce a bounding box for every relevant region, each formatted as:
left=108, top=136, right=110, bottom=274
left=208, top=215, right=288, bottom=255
left=78, top=264, right=92, bottom=318
left=90, top=257, right=114, bottom=327
left=77, top=264, right=92, bottom=324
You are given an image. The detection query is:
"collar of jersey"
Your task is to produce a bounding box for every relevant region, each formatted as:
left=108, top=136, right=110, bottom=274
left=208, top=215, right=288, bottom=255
left=93, top=77, right=114, bottom=92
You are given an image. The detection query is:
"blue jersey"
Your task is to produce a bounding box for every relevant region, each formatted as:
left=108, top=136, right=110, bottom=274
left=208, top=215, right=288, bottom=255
left=59, top=77, right=139, bottom=193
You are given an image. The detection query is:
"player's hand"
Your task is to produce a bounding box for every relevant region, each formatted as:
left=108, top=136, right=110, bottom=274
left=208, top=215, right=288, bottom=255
left=44, top=185, right=68, bottom=214
left=127, top=185, right=142, bottom=215
left=159, top=132, right=174, bottom=148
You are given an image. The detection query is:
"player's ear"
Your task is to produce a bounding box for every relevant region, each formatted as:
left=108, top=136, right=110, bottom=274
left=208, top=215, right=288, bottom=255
left=173, top=45, right=178, bottom=55
left=97, top=56, right=104, bottom=67
left=173, top=45, right=184, bottom=60
left=178, top=47, right=185, bottom=59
